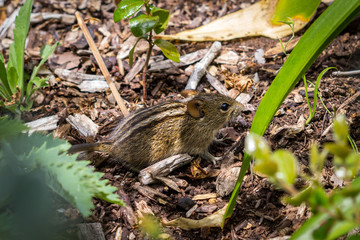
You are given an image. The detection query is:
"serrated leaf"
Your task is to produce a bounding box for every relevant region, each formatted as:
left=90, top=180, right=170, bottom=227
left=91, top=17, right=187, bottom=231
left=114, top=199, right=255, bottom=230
left=154, top=39, right=180, bottom=62
left=151, top=7, right=170, bottom=34
left=1, top=127, right=125, bottom=217
left=129, top=13, right=159, bottom=37
left=113, top=0, right=143, bottom=22
left=0, top=116, right=28, bottom=140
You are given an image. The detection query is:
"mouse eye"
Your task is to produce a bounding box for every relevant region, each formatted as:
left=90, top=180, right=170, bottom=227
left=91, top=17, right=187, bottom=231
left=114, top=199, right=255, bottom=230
left=220, top=103, right=230, bottom=111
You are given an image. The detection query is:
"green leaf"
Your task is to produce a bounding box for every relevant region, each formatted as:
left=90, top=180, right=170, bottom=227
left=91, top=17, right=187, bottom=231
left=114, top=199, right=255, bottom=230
left=333, top=115, right=348, bottom=144
left=245, top=133, right=272, bottom=161
left=272, top=150, right=297, bottom=185
left=308, top=187, right=330, bottom=210
left=0, top=53, right=11, bottom=98
left=271, top=0, right=321, bottom=24
left=13, top=0, right=33, bottom=95
left=309, top=144, right=326, bottom=175
left=305, top=67, right=336, bottom=125
left=285, top=184, right=313, bottom=206
left=6, top=51, right=20, bottom=95
left=154, top=39, right=180, bottom=62
left=129, top=37, right=142, bottom=67
left=326, top=221, right=358, bottom=240
left=224, top=0, right=360, bottom=225
left=291, top=177, right=360, bottom=239
left=151, top=7, right=170, bottom=34
left=113, top=0, right=143, bottom=22
left=129, top=13, right=159, bottom=37
left=29, top=43, right=59, bottom=85
left=325, top=143, right=351, bottom=160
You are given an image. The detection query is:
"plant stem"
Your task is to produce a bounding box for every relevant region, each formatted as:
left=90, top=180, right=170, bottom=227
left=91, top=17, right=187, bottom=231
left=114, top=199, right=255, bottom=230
left=142, top=31, right=153, bottom=101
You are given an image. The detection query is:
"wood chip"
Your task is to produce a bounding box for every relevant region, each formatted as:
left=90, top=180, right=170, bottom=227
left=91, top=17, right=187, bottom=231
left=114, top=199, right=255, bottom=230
left=235, top=93, right=253, bottom=104
left=148, top=49, right=208, bottom=72
left=66, top=114, right=99, bottom=138
left=124, top=55, right=146, bottom=83
left=139, top=154, right=192, bottom=185
left=0, top=7, right=20, bottom=39
left=214, top=51, right=239, bottom=65
left=192, top=193, right=217, bottom=201
left=78, top=79, right=109, bottom=92
left=206, top=72, right=229, bottom=96
left=30, top=12, right=76, bottom=25
left=26, top=115, right=59, bottom=135
left=216, top=167, right=241, bottom=197
left=77, top=223, right=106, bottom=240
left=55, top=68, right=106, bottom=84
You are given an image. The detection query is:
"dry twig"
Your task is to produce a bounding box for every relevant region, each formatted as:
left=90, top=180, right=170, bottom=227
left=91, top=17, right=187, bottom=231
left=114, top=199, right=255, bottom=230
left=75, top=12, right=129, bottom=116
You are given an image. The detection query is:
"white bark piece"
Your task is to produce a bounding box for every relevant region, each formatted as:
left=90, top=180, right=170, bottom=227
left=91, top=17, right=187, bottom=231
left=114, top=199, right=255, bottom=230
left=148, top=49, right=208, bottom=72
left=206, top=72, right=229, bottom=96
left=0, top=7, right=20, bottom=39
left=185, top=41, right=222, bottom=90
left=26, top=115, right=59, bottom=135
left=117, top=36, right=138, bottom=60
left=235, top=93, right=253, bottom=105
left=254, top=49, right=265, bottom=65
left=30, top=13, right=76, bottom=25
left=78, top=80, right=109, bottom=92
left=55, top=69, right=106, bottom=84
left=124, top=56, right=146, bottom=83
left=139, top=154, right=192, bottom=185
left=66, top=114, right=99, bottom=138
left=214, top=51, right=239, bottom=65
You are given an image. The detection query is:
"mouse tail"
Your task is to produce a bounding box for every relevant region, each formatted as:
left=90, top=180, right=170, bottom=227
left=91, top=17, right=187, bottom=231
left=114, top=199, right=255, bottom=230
left=68, top=142, right=104, bottom=154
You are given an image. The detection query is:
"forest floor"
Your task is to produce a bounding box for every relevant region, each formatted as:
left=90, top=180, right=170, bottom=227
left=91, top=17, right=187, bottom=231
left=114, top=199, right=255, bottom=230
left=1, top=0, right=360, bottom=239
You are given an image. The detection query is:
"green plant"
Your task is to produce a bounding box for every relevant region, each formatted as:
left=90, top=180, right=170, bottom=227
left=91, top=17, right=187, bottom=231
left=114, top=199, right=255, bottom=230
left=303, top=67, right=336, bottom=125
left=246, top=115, right=360, bottom=239
left=0, top=116, right=124, bottom=239
left=113, top=0, right=180, bottom=99
left=278, top=17, right=295, bottom=56
left=224, top=0, right=360, bottom=225
left=0, top=0, right=59, bottom=116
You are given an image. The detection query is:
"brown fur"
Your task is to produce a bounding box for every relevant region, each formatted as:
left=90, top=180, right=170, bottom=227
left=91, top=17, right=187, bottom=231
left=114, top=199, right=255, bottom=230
left=69, top=92, right=244, bottom=171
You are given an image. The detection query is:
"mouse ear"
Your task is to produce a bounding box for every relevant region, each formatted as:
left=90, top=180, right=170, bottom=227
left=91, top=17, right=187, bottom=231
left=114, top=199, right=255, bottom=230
left=181, top=89, right=199, bottom=98
left=187, top=99, right=205, bottom=118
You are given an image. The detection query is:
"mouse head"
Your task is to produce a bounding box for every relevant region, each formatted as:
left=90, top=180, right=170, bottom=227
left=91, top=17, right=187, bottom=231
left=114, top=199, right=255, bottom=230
left=183, top=91, right=244, bottom=127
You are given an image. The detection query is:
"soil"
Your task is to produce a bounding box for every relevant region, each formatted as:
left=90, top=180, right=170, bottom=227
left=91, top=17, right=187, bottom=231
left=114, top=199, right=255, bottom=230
left=1, top=0, right=360, bottom=239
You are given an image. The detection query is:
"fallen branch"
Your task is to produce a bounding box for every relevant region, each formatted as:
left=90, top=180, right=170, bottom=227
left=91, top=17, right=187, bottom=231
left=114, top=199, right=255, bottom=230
left=185, top=41, right=222, bottom=90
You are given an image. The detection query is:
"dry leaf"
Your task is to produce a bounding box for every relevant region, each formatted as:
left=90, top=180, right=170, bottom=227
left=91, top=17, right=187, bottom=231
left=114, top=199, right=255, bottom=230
left=162, top=204, right=227, bottom=230
left=159, top=0, right=311, bottom=41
